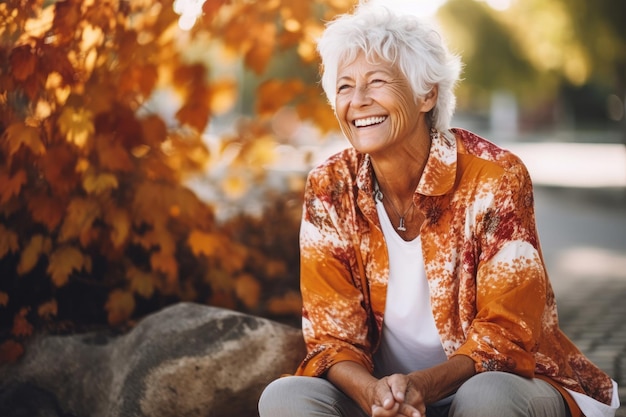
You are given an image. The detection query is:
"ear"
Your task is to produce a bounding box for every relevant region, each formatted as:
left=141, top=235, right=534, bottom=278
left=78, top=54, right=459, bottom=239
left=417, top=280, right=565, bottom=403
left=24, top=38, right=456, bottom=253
left=420, top=85, right=438, bottom=112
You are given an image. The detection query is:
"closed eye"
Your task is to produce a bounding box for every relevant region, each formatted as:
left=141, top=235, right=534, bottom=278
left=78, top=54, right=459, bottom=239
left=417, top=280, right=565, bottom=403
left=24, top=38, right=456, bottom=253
left=337, top=84, right=352, bottom=93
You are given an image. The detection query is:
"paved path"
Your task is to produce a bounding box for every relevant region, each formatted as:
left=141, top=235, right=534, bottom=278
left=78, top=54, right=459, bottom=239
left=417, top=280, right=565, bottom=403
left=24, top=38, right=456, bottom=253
left=532, top=186, right=626, bottom=414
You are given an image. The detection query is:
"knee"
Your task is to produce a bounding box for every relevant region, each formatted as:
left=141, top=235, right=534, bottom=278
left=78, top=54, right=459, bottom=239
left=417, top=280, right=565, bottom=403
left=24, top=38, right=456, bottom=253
left=450, top=372, right=566, bottom=417
left=258, top=377, right=294, bottom=416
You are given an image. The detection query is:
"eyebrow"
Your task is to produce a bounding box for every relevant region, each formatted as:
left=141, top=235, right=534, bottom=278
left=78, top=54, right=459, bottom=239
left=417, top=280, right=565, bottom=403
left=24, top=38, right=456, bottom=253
left=336, top=69, right=393, bottom=83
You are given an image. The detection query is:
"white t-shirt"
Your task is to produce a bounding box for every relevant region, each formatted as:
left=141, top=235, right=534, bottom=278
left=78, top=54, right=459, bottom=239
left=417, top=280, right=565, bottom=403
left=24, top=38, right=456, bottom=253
left=373, top=200, right=452, bottom=405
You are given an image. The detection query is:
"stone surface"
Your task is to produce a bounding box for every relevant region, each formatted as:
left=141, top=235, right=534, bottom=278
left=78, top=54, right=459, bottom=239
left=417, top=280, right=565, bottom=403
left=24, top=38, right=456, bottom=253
left=0, top=303, right=305, bottom=417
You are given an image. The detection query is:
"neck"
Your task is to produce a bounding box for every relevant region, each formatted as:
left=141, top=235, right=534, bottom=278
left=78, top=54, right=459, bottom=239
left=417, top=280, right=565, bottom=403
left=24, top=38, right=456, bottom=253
left=371, top=130, right=434, bottom=201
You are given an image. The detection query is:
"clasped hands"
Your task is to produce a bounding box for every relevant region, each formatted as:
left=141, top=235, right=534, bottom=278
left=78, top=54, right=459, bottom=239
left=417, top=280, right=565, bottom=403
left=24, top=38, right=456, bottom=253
left=367, top=373, right=426, bottom=417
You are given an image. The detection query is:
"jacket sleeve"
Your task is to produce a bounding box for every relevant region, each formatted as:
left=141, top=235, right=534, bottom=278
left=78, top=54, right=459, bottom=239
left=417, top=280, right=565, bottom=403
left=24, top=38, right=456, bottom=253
left=294, top=169, right=374, bottom=377
left=452, top=159, right=546, bottom=377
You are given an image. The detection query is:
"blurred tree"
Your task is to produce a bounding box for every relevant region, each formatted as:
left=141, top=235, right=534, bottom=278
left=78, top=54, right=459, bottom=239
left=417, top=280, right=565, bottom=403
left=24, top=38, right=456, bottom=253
left=439, top=0, right=625, bottom=131
left=0, top=0, right=354, bottom=362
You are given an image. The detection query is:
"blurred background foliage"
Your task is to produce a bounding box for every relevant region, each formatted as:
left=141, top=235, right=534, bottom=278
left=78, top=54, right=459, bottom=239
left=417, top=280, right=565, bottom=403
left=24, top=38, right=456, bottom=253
left=0, top=0, right=624, bottom=362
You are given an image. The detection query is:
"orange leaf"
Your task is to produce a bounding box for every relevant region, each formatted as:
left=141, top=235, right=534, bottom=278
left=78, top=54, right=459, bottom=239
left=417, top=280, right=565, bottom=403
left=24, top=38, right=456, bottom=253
left=244, top=22, right=276, bottom=74
left=175, top=88, right=211, bottom=132
left=53, top=0, right=81, bottom=44
left=40, top=44, right=77, bottom=86
left=221, top=241, right=247, bottom=275
left=296, top=87, right=340, bottom=134
left=17, top=234, right=52, bottom=275
left=10, top=45, right=37, bottom=81
left=104, top=206, right=130, bottom=249
left=96, top=136, right=134, bottom=172
left=4, top=122, right=45, bottom=156
left=128, top=266, right=155, bottom=299
left=37, top=299, right=58, bottom=319
left=0, top=291, right=8, bottom=307
left=267, top=291, right=302, bottom=316
left=28, top=193, right=65, bottom=231
left=234, top=273, right=261, bottom=310
left=150, top=250, right=178, bottom=283
left=118, top=64, right=158, bottom=98
left=59, top=197, right=101, bottom=244
left=47, top=245, right=92, bottom=287
left=256, top=79, right=305, bottom=116
left=187, top=230, right=224, bottom=257
left=12, top=308, right=33, bottom=337
left=41, top=145, right=78, bottom=196
left=0, top=169, right=27, bottom=204
left=141, top=115, right=168, bottom=147
left=201, top=0, right=228, bottom=21
left=0, top=340, right=24, bottom=364
left=105, top=289, right=136, bottom=326
left=208, top=288, right=237, bottom=310
left=0, top=224, right=19, bottom=259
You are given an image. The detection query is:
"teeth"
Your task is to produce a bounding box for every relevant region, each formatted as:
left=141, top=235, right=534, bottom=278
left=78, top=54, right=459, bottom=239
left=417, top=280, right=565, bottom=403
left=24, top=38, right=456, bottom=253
left=354, top=116, right=386, bottom=127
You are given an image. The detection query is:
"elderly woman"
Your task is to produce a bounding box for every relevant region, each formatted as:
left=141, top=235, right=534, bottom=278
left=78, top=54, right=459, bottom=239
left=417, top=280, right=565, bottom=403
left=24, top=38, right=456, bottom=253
left=259, top=4, right=619, bottom=417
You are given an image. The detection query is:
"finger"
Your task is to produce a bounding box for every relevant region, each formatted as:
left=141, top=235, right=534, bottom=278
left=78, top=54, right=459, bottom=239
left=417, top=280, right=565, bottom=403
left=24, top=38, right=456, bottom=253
left=386, top=374, right=409, bottom=402
left=372, top=402, right=401, bottom=417
left=376, top=377, right=397, bottom=410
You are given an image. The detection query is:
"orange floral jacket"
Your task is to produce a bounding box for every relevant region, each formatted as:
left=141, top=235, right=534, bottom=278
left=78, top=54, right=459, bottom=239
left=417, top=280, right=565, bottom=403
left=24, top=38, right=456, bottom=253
left=294, top=128, right=614, bottom=407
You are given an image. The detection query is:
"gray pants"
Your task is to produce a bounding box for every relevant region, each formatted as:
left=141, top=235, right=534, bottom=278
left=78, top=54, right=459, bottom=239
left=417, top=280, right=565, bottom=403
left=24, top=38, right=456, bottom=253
left=258, top=371, right=571, bottom=417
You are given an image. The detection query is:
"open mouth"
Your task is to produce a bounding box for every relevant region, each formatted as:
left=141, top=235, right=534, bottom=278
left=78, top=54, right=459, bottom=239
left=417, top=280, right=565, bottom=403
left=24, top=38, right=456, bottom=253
left=353, top=116, right=387, bottom=128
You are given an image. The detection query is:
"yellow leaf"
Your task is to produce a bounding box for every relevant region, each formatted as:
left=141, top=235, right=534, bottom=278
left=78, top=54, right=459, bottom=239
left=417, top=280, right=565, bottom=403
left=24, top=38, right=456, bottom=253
left=4, top=122, right=45, bottom=156
left=245, top=136, right=277, bottom=166
left=221, top=171, right=249, bottom=199
left=105, top=289, right=135, bottom=326
left=37, top=299, right=58, bottom=319
left=104, top=206, right=130, bottom=249
left=0, top=225, right=19, bottom=259
left=59, top=197, right=101, bottom=243
left=0, top=169, right=27, bottom=204
left=234, top=273, right=261, bottom=310
left=57, top=106, right=95, bottom=147
left=82, top=172, right=119, bottom=195
left=187, top=230, right=224, bottom=257
left=47, top=245, right=92, bottom=287
left=0, top=292, right=8, bottom=307
left=210, top=78, right=237, bottom=115
left=128, top=266, right=155, bottom=299
left=17, top=234, right=52, bottom=275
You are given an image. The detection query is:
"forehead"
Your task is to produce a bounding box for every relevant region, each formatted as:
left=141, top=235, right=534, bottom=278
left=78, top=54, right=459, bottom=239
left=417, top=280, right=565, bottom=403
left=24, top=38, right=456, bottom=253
left=337, top=51, right=399, bottom=78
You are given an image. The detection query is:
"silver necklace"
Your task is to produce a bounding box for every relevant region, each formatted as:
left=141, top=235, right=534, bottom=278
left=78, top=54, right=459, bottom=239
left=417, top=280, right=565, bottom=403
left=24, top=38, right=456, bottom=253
left=374, top=178, right=414, bottom=232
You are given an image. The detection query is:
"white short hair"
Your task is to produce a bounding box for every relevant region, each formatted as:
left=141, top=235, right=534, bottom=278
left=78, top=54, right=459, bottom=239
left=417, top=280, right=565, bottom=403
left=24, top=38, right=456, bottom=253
left=317, top=3, right=462, bottom=132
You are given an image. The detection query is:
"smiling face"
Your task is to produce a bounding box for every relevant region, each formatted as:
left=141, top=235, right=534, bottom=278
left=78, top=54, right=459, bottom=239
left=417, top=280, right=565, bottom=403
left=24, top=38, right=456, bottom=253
left=335, top=52, right=435, bottom=157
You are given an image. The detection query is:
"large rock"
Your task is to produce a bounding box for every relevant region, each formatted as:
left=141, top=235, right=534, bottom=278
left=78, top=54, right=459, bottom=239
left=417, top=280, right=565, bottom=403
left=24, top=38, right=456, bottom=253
left=0, top=303, right=305, bottom=417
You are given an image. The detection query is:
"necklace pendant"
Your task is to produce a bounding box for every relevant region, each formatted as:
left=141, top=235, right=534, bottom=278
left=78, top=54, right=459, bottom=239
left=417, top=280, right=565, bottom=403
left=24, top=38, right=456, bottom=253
left=397, top=217, right=407, bottom=232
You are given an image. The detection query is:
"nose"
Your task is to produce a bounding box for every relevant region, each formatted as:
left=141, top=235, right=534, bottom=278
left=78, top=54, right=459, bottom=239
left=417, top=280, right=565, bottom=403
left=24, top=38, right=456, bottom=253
left=351, top=84, right=372, bottom=107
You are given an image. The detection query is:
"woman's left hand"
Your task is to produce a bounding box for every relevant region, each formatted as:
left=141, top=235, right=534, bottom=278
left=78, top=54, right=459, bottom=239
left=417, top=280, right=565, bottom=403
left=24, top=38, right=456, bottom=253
left=371, top=373, right=426, bottom=417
